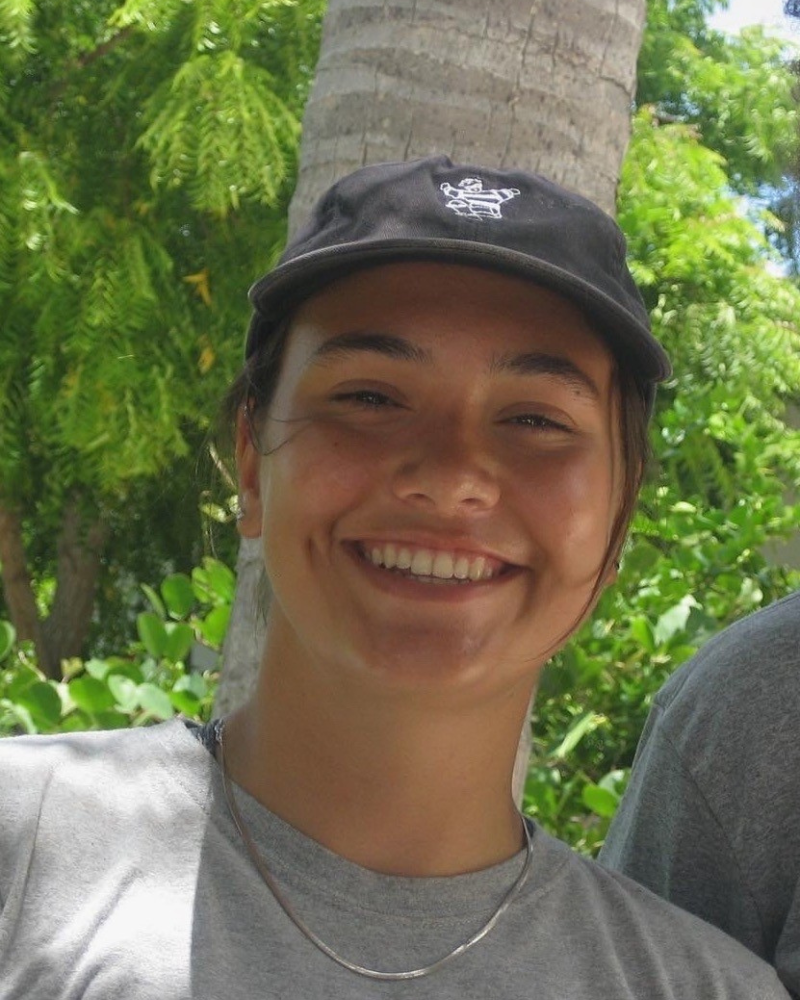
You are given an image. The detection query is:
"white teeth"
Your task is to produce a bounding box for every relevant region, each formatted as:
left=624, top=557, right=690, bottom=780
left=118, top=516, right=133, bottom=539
left=432, top=552, right=455, bottom=579
left=468, top=556, right=486, bottom=581
left=410, top=550, right=433, bottom=576
left=453, top=556, right=470, bottom=580
left=364, top=544, right=500, bottom=582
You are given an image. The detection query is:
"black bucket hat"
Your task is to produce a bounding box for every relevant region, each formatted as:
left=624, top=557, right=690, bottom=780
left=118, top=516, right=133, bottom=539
left=246, top=155, right=671, bottom=408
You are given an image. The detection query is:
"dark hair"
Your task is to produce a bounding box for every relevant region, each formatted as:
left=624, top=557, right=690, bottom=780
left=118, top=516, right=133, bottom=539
left=220, top=317, right=292, bottom=457
left=222, top=310, right=651, bottom=612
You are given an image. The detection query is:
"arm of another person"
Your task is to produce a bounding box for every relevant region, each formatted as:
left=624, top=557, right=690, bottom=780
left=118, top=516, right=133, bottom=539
left=599, top=704, right=769, bottom=959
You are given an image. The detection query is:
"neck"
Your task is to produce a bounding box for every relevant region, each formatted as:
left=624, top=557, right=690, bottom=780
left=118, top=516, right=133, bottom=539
left=222, top=629, right=534, bottom=877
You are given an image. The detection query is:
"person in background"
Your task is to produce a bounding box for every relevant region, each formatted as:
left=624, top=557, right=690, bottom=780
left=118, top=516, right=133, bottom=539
left=601, top=589, right=800, bottom=998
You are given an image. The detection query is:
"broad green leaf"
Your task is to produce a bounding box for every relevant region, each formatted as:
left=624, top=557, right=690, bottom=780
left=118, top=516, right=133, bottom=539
left=92, top=709, right=130, bottom=730
left=137, top=683, right=174, bottom=720
left=582, top=783, right=619, bottom=819
left=68, top=676, right=116, bottom=714
left=193, top=559, right=235, bottom=605
left=108, top=674, right=139, bottom=712
left=6, top=662, right=42, bottom=700
left=173, top=672, right=207, bottom=699
left=137, top=612, right=168, bottom=658
left=0, top=621, right=16, bottom=661
left=16, top=682, right=62, bottom=727
left=161, top=573, right=195, bottom=619
left=206, top=560, right=236, bottom=603
left=169, top=689, right=201, bottom=716
left=164, top=622, right=193, bottom=663
left=85, top=658, right=111, bottom=680
left=141, top=583, right=166, bottom=619
left=654, top=595, right=700, bottom=647
left=197, top=605, right=230, bottom=648
left=107, top=661, right=145, bottom=684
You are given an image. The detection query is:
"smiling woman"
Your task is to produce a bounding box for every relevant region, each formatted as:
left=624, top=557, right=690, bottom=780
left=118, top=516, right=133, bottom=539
left=0, top=156, right=792, bottom=999
left=237, top=265, right=623, bottom=701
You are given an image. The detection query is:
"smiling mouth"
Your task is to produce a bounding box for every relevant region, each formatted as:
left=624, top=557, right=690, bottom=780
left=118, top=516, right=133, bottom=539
left=354, top=542, right=512, bottom=585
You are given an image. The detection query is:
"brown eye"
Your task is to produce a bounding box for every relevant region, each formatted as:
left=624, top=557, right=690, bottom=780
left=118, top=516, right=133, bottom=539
left=333, top=390, right=398, bottom=408
left=508, top=413, right=571, bottom=433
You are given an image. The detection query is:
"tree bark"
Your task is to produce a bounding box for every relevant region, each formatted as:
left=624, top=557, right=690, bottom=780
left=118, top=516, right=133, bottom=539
left=0, top=501, right=107, bottom=679
left=0, top=504, right=46, bottom=651
left=214, top=536, right=264, bottom=715
left=289, top=0, right=645, bottom=227
left=216, top=0, right=647, bottom=801
left=40, top=502, right=108, bottom=677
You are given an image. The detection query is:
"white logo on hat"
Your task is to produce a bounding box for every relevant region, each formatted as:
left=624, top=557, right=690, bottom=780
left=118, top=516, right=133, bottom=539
left=440, top=177, right=520, bottom=220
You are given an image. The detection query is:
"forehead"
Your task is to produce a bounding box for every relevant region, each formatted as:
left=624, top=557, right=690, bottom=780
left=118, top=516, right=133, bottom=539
left=285, top=261, right=615, bottom=381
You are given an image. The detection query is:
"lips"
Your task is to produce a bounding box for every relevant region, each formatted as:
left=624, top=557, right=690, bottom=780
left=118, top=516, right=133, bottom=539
left=354, top=541, right=511, bottom=583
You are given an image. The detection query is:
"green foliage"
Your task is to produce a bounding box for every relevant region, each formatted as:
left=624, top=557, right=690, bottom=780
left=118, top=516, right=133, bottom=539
left=0, top=0, right=36, bottom=55
left=0, top=0, right=324, bottom=649
left=139, top=51, right=299, bottom=215
left=638, top=0, right=798, bottom=193
left=0, top=557, right=232, bottom=734
left=524, top=4, right=800, bottom=854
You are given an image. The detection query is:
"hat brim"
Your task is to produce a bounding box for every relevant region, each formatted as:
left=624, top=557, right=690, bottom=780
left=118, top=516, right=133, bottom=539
left=247, top=238, right=672, bottom=385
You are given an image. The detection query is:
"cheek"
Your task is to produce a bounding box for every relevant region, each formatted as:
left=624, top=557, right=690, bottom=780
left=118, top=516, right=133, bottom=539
left=260, top=423, right=384, bottom=542
left=515, top=449, right=617, bottom=570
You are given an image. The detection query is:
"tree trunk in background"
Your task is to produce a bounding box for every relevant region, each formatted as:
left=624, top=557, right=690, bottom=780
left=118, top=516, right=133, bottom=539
left=213, top=536, right=265, bottom=714
left=216, top=0, right=647, bottom=797
left=0, top=505, right=47, bottom=654
left=289, top=0, right=645, bottom=226
left=0, top=501, right=107, bottom=679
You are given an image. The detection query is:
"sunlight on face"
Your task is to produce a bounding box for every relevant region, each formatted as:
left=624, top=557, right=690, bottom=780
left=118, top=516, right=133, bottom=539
left=242, top=262, right=622, bottom=704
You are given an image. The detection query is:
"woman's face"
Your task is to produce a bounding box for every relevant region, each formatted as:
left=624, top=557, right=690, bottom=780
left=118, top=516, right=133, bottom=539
left=238, top=262, right=621, bottom=701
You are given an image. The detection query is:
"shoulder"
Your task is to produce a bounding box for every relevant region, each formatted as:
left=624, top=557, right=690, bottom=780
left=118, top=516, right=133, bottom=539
left=0, top=717, right=196, bottom=769
left=612, top=593, right=800, bottom=826
left=535, top=832, right=788, bottom=996
left=0, top=720, right=209, bottom=830
left=653, top=590, right=800, bottom=732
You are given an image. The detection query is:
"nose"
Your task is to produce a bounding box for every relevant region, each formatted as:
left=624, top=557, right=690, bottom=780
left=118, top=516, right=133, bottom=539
left=390, top=417, right=501, bottom=514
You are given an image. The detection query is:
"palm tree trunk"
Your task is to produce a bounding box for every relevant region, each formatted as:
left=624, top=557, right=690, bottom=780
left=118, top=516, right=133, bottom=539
left=217, top=0, right=647, bottom=800
left=290, top=0, right=646, bottom=226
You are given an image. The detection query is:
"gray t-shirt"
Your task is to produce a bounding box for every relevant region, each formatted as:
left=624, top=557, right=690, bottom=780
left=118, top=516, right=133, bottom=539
left=0, top=719, right=790, bottom=999
left=600, top=590, right=800, bottom=998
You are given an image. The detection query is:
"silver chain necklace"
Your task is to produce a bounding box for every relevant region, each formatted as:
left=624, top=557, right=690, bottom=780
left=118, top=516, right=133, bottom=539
left=215, top=719, right=534, bottom=982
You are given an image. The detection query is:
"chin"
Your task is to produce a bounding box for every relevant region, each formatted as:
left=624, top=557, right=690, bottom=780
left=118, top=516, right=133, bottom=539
left=345, top=628, right=547, bottom=701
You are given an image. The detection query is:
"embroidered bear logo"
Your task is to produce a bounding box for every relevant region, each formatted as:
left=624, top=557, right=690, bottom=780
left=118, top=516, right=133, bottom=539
left=439, top=178, right=520, bottom=219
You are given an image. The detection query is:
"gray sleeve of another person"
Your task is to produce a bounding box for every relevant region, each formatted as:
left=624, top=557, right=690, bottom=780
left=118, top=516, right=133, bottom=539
left=599, top=591, right=800, bottom=1000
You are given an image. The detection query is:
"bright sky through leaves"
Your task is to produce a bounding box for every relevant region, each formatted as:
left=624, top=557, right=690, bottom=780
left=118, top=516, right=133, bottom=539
left=708, top=0, right=799, bottom=39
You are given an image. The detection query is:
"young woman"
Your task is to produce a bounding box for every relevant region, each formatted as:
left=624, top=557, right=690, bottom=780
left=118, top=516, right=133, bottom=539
left=0, top=156, right=790, bottom=999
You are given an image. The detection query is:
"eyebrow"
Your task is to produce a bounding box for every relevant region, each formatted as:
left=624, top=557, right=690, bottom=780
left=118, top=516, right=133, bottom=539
left=307, top=332, right=600, bottom=399
left=308, top=331, right=432, bottom=366
left=490, top=351, right=600, bottom=399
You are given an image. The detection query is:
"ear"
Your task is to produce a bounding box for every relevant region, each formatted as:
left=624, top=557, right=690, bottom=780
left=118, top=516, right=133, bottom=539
left=235, top=406, right=264, bottom=538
